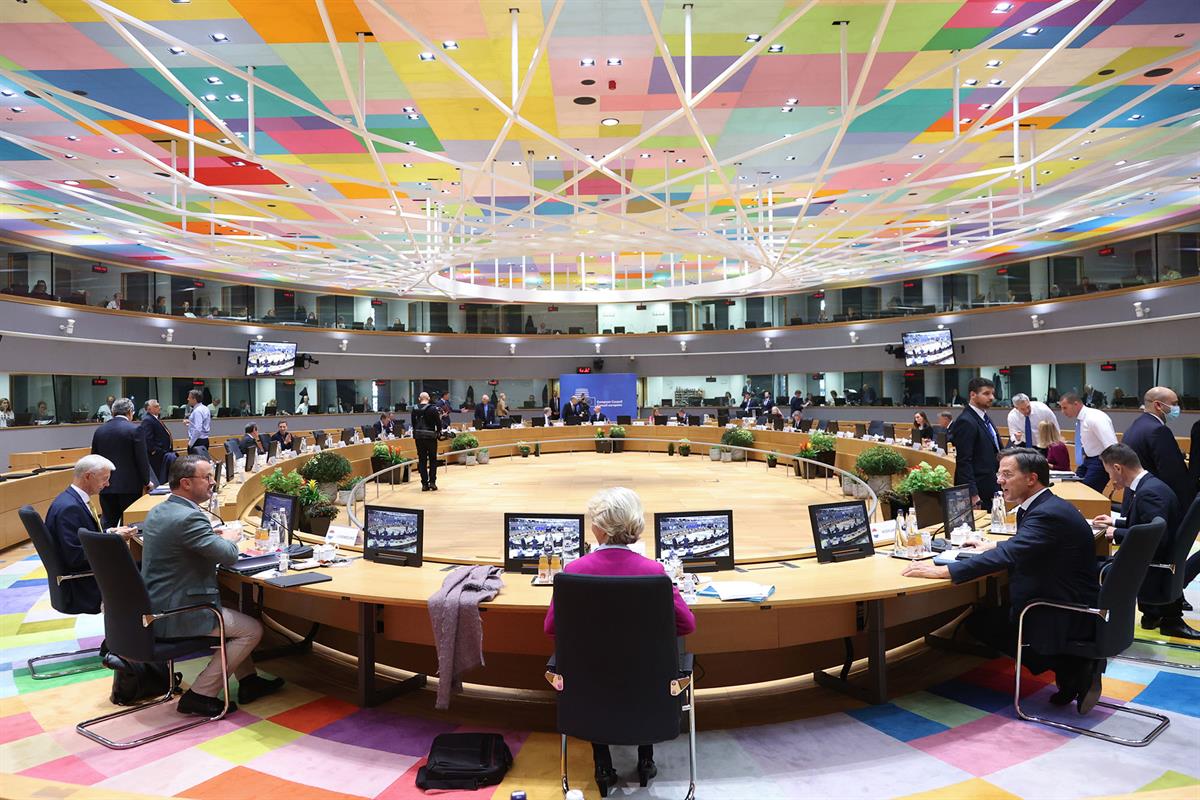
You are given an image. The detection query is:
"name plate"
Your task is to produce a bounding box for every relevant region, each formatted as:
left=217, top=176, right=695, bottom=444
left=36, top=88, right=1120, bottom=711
left=325, top=525, right=360, bottom=547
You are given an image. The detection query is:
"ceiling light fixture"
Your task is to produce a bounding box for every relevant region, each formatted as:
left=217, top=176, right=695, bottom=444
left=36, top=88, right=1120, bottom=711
left=987, top=78, right=1004, bottom=86
left=606, top=57, right=622, bottom=66
left=401, top=106, right=415, bottom=113
left=992, top=2, right=1013, bottom=12
left=441, top=40, right=458, bottom=50
left=674, top=157, right=685, bottom=163
left=209, top=32, right=228, bottom=42
left=1128, top=113, right=1144, bottom=120
left=911, top=153, right=925, bottom=159
left=407, top=113, right=420, bottom=120
left=985, top=59, right=1002, bottom=68
left=9, top=106, right=23, bottom=113
left=979, top=103, right=992, bottom=109
left=1022, top=26, right=1042, bottom=35
left=204, top=76, right=222, bottom=84
left=767, top=44, right=784, bottom=53
left=962, top=78, right=978, bottom=86
left=201, top=93, right=217, bottom=102
left=168, top=46, right=186, bottom=55
left=745, top=34, right=762, bottom=42
left=225, top=93, right=243, bottom=102
left=785, top=155, right=796, bottom=161
left=510, top=160, right=522, bottom=166
left=63, top=179, right=79, bottom=185
left=600, top=117, right=619, bottom=126
left=418, top=51, right=435, bottom=61
left=580, top=57, right=595, bottom=67
left=546, top=154, right=557, bottom=160
left=1115, top=160, right=1128, bottom=166
left=780, top=106, right=793, bottom=112
left=639, top=152, right=651, bottom=159
left=66, top=135, right=79, bottom=140
left=64, top=154, right=76, bottom=159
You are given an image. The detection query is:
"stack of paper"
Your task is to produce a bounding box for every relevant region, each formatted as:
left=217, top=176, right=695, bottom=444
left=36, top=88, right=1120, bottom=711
left=697, top=582, right=775, bottom=602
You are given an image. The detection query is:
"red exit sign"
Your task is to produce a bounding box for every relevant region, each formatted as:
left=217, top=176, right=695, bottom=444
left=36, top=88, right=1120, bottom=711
left=999, top=368, right=1012, bottom=375
left=91, top=264, right=108, bottom=273
left=193, top=280, right=205, bottom=288
left=1100, top=362, right=1117, bottom=372
left=548, top=305, right=559, bottom=312
left=996, top=267, right=1009, bottom=275
left=576, top=366, right=592, bottom=374
left=192, top=380, right=205, bottom=386
left=91, top=378, right=108, bottom=386
left=1098, top=246, right=1115, bottom=256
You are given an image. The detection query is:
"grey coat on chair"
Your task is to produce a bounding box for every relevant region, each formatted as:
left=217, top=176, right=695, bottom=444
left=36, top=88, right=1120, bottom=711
left=139, top=495, right=238, bottom=638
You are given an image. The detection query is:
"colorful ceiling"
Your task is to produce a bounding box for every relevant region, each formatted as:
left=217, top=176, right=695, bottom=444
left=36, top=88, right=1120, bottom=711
left=0, top=0, right=1198, bottom=302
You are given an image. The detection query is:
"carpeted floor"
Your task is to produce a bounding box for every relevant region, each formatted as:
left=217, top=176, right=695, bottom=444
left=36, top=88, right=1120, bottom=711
left=2, top=551, right=1198, bottom=800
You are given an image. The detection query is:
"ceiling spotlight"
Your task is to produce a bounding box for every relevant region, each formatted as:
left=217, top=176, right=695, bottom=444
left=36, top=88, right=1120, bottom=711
left=423, top=341, right=432, bottom=354
left=66, top=135, right=79, bottom=141
left=0, top=89, right=12, bottom=97
left=1133, top=301, right=1150, bottom=319
left=64, top=179, right=80, bottom=185
left=600, top=117, right=619, bottom=126
left=848, top=331, right=859, bottom=343
left=441, top=40, right=458, bottom=50
left=911, top=153, right=925, bottom=159
left=881, top=176, right=892, bottom=182
left=338, top=338, right=348, bottom=352
left=9, top=106, right=23, bottom=113
left=509, top=343, right=517, bottom=355
left=674, top=157, right=686, bottom=163
left=59, top=319, right=76, bottom=335
left=407, top=113, right=420, bottom=120
left=1022, top=26, right=1042, bottom=35
left=639, top=152, right=651, bottom=158
left=1070, top=156, right=1081, bottom=161
left=161, top=328, right=174, bottom=342
left=763, top=338, right=772, bottom=349
left=962, top=78, right=979, bottom=86
left=606, top=57, right=622, bottom=66
left=979, top=103, right=992, bottom=109
left=580, top=57, right=595, bottom=67
left=418, top=52, right=436, bottom=61
left=785, top=155, right=796, bottom=161
left=402, top=106, right=416, bottom=113
left=992, top=2, right=1013, bottom=12
left=936, top=323, right=945, bottom=330
left=63, top=154, right=77, bottom=159
left=546, top=154, right=557, bottom=160
left=594, top=342, right=602, bottom=354
left=679, top=341, right=688, bottom=352
left=225, top=93, right=243, bottom=102
left=780, top=106, right=794, bottom=113
left=204, top=75, right=223, bottom=84
left=959, top=117, right=973, bottom=124
left=1115, top=160, right=1128, bottom=166
left=1041, top=169, right=1052, bottom=175
left=168, top=46, right=186, bottom=55
left=767, top=44, right=784, bottom=53
left=201, top=93, right=218, bottom=102
left=987, top=78, right=1004, bottom=86
left=745, top=33, right=762, bottom=42
left=1128, top=113, right=1144, bottom=120
left=510, top=160, right=522, bottom=166
left=985, top=59, right=1002, bottom=68
left=1030, top=313, right=1044, bottom=329
left=209, top=32, right=229, bottom=42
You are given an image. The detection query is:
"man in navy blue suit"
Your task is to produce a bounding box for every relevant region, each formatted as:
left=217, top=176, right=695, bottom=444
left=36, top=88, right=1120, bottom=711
left=904, top=448, right=1104, bottom=713
left=1122, top=387, right=1195, bottom=509
left=90, top=398, right=152, bottom=528
left=138, top=399, right=174, bottom=486
left=474, top=393, right=497, bottom=428
left=950, top=377, right=1001, bottom=508
left=1091, top=444, right=1195, bottom=640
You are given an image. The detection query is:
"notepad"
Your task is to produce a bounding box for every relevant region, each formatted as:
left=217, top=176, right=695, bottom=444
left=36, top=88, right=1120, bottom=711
left=698, top=581, right=775, bottom=602
left=264, top=572, right=333, bottom=588
left=932, top=549, right=977, bottom=566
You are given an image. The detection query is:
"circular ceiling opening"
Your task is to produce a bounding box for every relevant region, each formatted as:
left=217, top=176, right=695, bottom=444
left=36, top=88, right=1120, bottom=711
left=580, top=79, right=595, bottom=86
left=72, top=89, right=88, bottom=96
left=1143, top=67, right=1173, bottom=77
left=573, top=96, right=596, bottom=105
left=1097, top=69, right=1115, bottom=76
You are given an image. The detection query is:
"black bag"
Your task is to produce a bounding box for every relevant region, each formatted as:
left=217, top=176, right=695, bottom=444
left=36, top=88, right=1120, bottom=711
left=415, top=732, right=513, bottom=791
left=104, top=653, right=180, bottom=706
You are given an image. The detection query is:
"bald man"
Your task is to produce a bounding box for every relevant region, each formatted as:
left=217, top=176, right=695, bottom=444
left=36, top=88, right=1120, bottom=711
left=1122, top=386, right=1195, bottom=508
left=411, top=392, right=441, bottom=491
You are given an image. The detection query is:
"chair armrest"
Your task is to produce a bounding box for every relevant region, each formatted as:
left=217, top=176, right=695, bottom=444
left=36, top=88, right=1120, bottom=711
left=1017, top=599, right=1110, bottom=629
left=141, top=601, right=221, bottom=629
left=56, top=571, right=94, bottom=585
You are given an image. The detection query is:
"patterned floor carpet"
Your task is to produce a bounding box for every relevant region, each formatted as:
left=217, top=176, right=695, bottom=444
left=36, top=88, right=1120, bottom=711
left=2, top=551, right=1199, bottom=800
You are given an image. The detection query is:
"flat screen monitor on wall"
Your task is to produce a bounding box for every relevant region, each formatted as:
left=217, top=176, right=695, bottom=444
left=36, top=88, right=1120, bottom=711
left=901, top=329, right=955, bottom=367
left=245, top=340, right=297, bottom=377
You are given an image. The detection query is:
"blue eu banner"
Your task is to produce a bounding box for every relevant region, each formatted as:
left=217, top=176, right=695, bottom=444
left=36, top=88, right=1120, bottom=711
left=559, top=373, right=638, bottom=420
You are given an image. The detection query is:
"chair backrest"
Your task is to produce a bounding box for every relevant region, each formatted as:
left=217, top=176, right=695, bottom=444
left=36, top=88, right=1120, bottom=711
left=552, top=574, right=683, bottom=746
left=78, top=529, right=159, bottom=662
left=867, top=420, right=885, bottom=437
left=1096, top=517, right=1165, bottom=656
left=1144, top=496, right=1200, bottom=604
left=361, top=425, right=375, bottom=441
left=19, top=505, right=74, bottom=614
left=224, top=438, right=241, bottom=457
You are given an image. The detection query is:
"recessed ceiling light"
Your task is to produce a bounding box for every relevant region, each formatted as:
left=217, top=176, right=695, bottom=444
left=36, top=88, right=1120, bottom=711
left=217, top=137, right=231, bottom=144
left=407, top=113, right=420, bottom=120
left=600, top=117, right=619, bottom=126
left=201, top=93, right=217, bottom=102
left=580, top=57, right=595, bottom=67
left=441, top=40, right=458, bottom=50
left=401, top=106, right=415, bottom=113
left=64, top=154, right=76, bottom=159
left=992, top=2, right=1013, bottom=12
left=963, top=78, right=979, bottom=86
left=639, top=152, right=651, bottom=158
left=780, top=106, right=793, bottom=112
left=402, top=163, right=413, bottom=168
left=1189, top=85, right=1200, bottom=91
left=231, top=160, right=245, bottom=166
left=1070, top=156, right=1081, bottom=161
left=64, top=180, right=79, bottom=185
left=209, top=32, right=228, bottom=42
left=510, top=160, right=522, bottom=166
left=675, top=158, right=686, bottom=163
left=106, top=174, right=118, bottom=179
left=745, top=34, right=762, bottom=42
left=0, top=89, right=13, bottom=97
left=204, top=76, right=222, bottom=84
left=767, top=44, right=784, bottom=53
left=109, top=147, right=122, bottom=153
left=606, top=57, right=622, bottom=66
left=171, top=0, right=190, bottom=4
left=1022, top=26, right=1042, bottom=35
left=1041, top=169, right=1051, bottom=175
left=911, top=153, right=925, bottom=159
left=881, top=177, right=892, bottom=181
left=979, top=103, right=992, bottom=109
left=959, top=117, right=973, bottom=124
left=985, top=59, right=1002, bottom=68
left=66, top=134, right=79, bottom=141
left=418, top=51, right=435, bottom=61
left=1128, top=113, right=1143, bottom=120
left=771, top=174, right=780, bottom=179
left=168, top=46, right=186, bottom=55
left=987, top=78, right=1004, bottom=86
left=785, top=98, right=798, bottom=105
left=226, top=93, right=243, bottom=102
left=785, top=155, right=796, bottom=160
left=546, top=154, right=557, bottom=160
left=1115, top=160, right=1127, bottom=165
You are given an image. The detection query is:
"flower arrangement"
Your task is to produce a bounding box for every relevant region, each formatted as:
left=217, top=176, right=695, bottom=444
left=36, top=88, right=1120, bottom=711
left=854, top=446, right=909, bottom=477
left=261, top=468, right=305, bottom=496
left=517, top=441, right=531, bottom=456
left=450, top=432, right=480, bottom=451
left=808, top=431, right=836, bottom=453
left=299, top=450, right=352, bottom=484
left=896, top=461, right=953, bottom=499
left=678, top=438, right=691, bottom=456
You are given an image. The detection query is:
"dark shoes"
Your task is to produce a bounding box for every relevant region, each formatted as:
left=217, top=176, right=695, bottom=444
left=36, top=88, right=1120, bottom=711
left=637, top=757, right=658, bottom=787
left=1049, top=683, right=1078, bottom=706
left=430, top=483, right=438, bottom=491
left=237, top=674, right=285, bottom=704
left=1076, top=660, right=1105, bottom=716
left=1158, top=619, right=1200, bottom=640
left=421, top=484, right=431, bottom=492
left=1141, top=614, right=1163, bottom=630
left=594, top=766, right=619, bottom=798
left=177, top=689, right=234, bottom=717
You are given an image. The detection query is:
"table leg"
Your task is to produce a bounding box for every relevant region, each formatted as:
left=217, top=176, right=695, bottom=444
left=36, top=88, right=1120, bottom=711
left=813, top=599, right=887, bottom=704
left=356, top=601, right=426, bottom=707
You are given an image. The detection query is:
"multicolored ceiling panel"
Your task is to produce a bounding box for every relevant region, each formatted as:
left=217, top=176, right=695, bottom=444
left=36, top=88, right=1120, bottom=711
left=0, top=0, right=1197, bottom=301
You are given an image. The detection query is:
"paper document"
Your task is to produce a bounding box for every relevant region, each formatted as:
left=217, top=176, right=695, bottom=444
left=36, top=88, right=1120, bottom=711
left=698, top=581, right=775, bottom=602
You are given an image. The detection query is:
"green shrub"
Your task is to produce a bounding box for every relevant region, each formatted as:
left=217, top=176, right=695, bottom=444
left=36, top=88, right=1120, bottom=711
left=338, top=476, right=364, bottom=491
left=299, top=450, right=352, bottom=484
left=895, top=461, right=954, bottom=499
left=306, top=500, right=339, bottom=519
left=296, top=480, right=323, bottom=508
left=855, top=446, right=909, bottom=477
left=808, top=431, right=836, bottom=453
left=262, top=468, right=305, bottom=496
left=594, top=429, right=606, bottom=438
left=720, top=427, right=754, bottom=448
left=450, top=432, right=479, bottom=451
left=608, top=425, right=627, bottom=439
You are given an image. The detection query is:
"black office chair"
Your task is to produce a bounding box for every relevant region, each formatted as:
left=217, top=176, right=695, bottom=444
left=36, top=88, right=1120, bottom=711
left=826, top=421, right=840, bottom=434
left=1014, top=517, right=1168, bottom=747
left=799, top=419, right=813, bottom=432
left=76, top=529, right=230, bottom=750
left=867, top=420, right=885, bottom=437
left=224, top=439, right=242, bottom=458
left=546, top=574, right=696, bottom=799
left=361, top=425, right=375, bottom=441
left=1117, top=497, right=1200, bottom=670
left=617, top=415, right=632, bottom=426
left=20, top=506, right=104, bottom=679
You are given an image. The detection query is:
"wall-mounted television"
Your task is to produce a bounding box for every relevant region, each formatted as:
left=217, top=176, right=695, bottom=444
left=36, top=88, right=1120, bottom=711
left=901, top=329, right=955, bottom=367
left=245, top=340, right=297, bottom=377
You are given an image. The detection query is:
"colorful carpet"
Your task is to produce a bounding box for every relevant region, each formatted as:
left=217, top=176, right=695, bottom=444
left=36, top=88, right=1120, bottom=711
left=2, top=553, right=1199, bottom=800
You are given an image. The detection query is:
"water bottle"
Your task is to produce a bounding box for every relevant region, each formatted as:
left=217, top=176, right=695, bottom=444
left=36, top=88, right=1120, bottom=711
left=266, top=526, right=280, bottom=553
left=991, top=492, right=1007, bottom=533
left=277, top=549, right=289, bottom=573
left=894, top=509, right=908, bottom=556
left=566, top=790, right=584, bottom=800
left=208, top=493, right=220, bottom=515
left=682, top=573, right=698, bottom=603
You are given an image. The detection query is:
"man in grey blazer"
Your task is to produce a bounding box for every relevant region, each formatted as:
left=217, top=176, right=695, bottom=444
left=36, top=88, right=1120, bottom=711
left=140, top=455, right=284, bottom=716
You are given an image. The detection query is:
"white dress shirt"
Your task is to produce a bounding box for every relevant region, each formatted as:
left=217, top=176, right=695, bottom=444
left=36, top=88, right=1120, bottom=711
left=96, top=403, right=113, bottom=422
left=187, top=402, right=212, bottom=444
left=969, top=403, right=1001, bottom=449
left=1018, top=486, right=1052, bottom=513
left=1075, top=405, right=1118, bottom=458
left=1006, top=401, right=1058, bottom=446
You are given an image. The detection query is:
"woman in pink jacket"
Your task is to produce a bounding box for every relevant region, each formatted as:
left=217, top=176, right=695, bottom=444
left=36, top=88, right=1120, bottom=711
left=544, top=487, right=695, bottom=797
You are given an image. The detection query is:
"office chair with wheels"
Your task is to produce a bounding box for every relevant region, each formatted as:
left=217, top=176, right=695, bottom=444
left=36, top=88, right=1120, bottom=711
left=545, top=574, right=696, bottom=800
left=20, top=506, right=104, bottom=679
left=1014, top=517, right=1169, bottom=747
left=1116, top=497, right=1200, bottom=670
left=76, top=530, right=230, bottom=750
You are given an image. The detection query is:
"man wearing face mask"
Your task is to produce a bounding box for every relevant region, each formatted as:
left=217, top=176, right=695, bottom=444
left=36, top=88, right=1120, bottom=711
left=1122, top=386, right=1195, bottom=508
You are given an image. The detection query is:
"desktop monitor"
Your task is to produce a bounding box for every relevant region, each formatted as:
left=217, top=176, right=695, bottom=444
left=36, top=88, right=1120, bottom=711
left=262, top=492, right=299, bottom=545
left=224, top=450, right=235, bottom=481
left=212, top=459, right=223, bottom=490
left=653, top=415, right=668, bottom=426
left=617, top=415, right=632, bottom=426
left=854, top=423, right=866, bottom=437
left=901, top=329, right=955, bottom=367
left=340, top=427, right=355, bottom=445
left=245, top=340, right=297, bottom=377
left=267, top=438, right=279, bottom=460
left=363, top=505, right=423, bottom=567
left=504, top=513, right=585, bottom=573
left=883, top=423, right=895, bottom=439
left=942, top=484, right=975, bottom=534
left=809, top=501, right=875, bottom=563
left=687, top=415, right=701, bottom=426
left=935, top=430, right=949, bottom=451
left=244, top=446, right=257, bottom=473
left=799, top=419, right=813, bottom=432
left=826, top=421, right=840, bottom=434
left=654, top=510, right=734, bottom=573
left=531, top=417, right=546, bottom=427
left=656, top=325, right=668, bottom=333
left=614, top=326, right=626, bottom=334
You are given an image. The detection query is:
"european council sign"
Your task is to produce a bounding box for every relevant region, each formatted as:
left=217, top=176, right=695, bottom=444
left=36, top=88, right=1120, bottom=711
left=558, top=372, right=638, bottom=420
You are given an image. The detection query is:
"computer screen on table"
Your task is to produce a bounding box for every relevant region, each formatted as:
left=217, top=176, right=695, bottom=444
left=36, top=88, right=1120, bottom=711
left=808, top=501, right=874, bottom=563
left=224, top=450, right=235, bottom=481
left=262, top=492, right=298, bottom=544
left=244, top=446, right=256, bottom=473
left=364, top=505, right=423, bottom=566
left=942, top=485, right=975, bottom=533
left=503, top=513, right=584, bottom=573
left=654, top=510, right=734, bottom=572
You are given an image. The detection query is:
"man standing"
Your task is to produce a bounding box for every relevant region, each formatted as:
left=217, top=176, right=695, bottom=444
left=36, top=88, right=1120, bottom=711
left=761, top=391, right=775, bottom=412
left=561, top=394, right=581, bottom=426
left=861, top=385, right=877, bottom=406
left=1006, top=393, right=1059, bottom=452
left=1090, top=444, right=1194, bottom=640
left=1059, top=392, right=1117, bottom=492
left=186, top=389, right=211, bottom=456
left=411, top=392, right=441, bottom=491
left=90, top=398, right=152, bottom=528
left=96, top=395, right=115, bottom=422
left=140, top=456, right=283, bottom=715
left=44, top=455, right=124, bottom=614
left=436, top=390, right=452, bottom=431
left=903, top=449, right=1104, bottom=713
left=1122, top=386, right=1195, bottom=508
left=475, top=394, right=496, bottom=428
left=271, top=420, right=296, bottom=453
left=138, top=399, right=174, bottom=485
left=739, top=392, right=759, bottom=416
left=790, top=390, right=806, bottom=415
left=951, top=377, right=1002, bottom=508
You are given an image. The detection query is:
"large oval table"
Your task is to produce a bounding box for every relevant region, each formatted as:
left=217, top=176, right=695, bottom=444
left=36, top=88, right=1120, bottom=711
left=122, top=425, right=1109, bottom=709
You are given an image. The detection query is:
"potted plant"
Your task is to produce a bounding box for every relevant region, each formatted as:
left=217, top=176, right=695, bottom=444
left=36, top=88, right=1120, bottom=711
left=262, top=467, right=304, bottom=496
left=295, top=479, right=323, bottom=531
left=304, top=500, right=339, bottom=538
left=667, top=441, right=675, bottom=456
left=450, top=432, right=480, bottom=464
left=807, top=431, right=837, bottom=477
left=678, top=439, right=691, bottom=457
left=477, top=448, right=489, bottom=465
left=721, top=427, right=754, bottom=461
left=720, top=445, right=733, bottom=463
left=709, top=444, right=722, bottom=461
left=793, top=448, right=815, bottom=479
left=767, top=452, right=778, bottom=468
left=608, top=425, right=627, bottom=453
left=517, top=441, right=531, bottom=457
left=896, top=462, right=955, bottom=527
left=854, top=446, right=909, bottom=497
left=594, top=429, right=611, bottom=453
left=336, top=476, right=364, bottom=506
left=298, top=450, right=352, bottom=500
left=370, top=442, right=394, bottom=475
left=878, top=489, right=912, bottom=520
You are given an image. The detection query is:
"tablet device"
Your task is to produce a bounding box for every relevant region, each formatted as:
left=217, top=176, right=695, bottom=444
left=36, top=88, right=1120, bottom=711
left=654, top=510, right=734, bottom=572
left=262, top=491, right=299, bottom=545
left=942, top=484, right=975, bottom=534
left=244, top=445, right=256, bottom=473
left=809, top=501, right=874, bottom=563
left=363, top=505, right=423, bottom=567
left=504, top=513, right=584, bottom=573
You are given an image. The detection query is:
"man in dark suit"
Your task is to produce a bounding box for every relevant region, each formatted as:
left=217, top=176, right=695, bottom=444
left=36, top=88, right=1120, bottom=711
left=862, top=385, right=878, bottom=406
left=904, top=448, right=1104, bottom=713
left=371, top=412, right=395, bottom=439
left=1091, top=444, right=1195, bottom=639
left=411, top=392, right=441, bottom=491
left=1122, top=386, right=1195, bottom=509
left=90, top=398, right=152, bottom=528
left=44, top=455, right=122, bottom=614
left=789, top=391, right=805, bottom=414
left=271, top=420, right=296, bottom=453
left=474, top=394, right=497, bottom=428
left=950, top=377, right=1001, bottom=507
left=561, top=395, right=581, bottom=425
left=237, top=423, right=265, bottom=457
left=436, top=390, right=452, bottom=431
left=738, top=392, right=759, bottom=416
left=138, top=399, right=174, bottom=486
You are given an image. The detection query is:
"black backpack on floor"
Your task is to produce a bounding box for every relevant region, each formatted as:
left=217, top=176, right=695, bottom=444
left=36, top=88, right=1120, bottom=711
left=415, top=732, right=513, bottom=791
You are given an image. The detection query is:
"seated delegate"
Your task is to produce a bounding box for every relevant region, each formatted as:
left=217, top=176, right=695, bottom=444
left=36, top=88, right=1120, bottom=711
left=544, top=487, right=695, bottom=797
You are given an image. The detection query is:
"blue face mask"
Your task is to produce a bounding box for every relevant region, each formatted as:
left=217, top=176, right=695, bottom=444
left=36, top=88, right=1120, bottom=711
left=1163, top=403, right=1181, bottom=420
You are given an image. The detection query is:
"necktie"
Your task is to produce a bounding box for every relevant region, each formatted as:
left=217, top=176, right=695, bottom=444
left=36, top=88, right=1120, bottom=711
left=1122, top=489, right=1135, bottom=520
left=1024, top=415, right=1033, bottom=447
left=984, top=414, right=999, bottom=449
left=1075, top=419, right=1084, bottom=465
left=1016, top=507, right=1026, bottom=526
left=87, top=499, right=101, bottom=529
